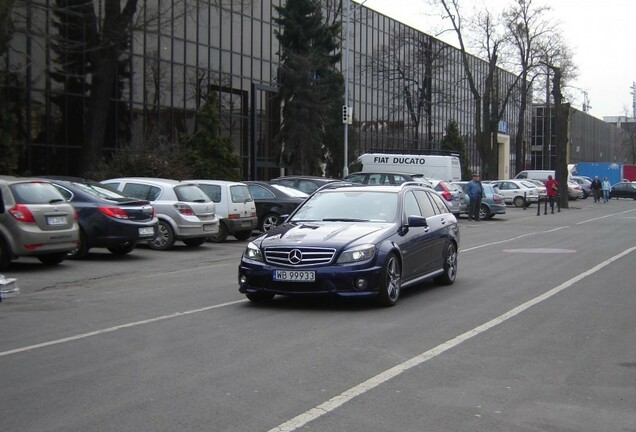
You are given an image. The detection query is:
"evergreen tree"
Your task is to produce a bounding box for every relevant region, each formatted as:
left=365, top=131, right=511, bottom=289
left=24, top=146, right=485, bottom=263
left=0, top=72, right=19, bottom=175
left=274, top=0, right=342, bottom=175
left=441, top=120, right=472, bottom=180
left=185, top=91, right=242, bottom=180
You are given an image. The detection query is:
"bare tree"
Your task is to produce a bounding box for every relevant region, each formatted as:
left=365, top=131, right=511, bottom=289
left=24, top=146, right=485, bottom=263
left=435, top=0, right=520, bottom=179
left=504, top=0, right=555, bottom=174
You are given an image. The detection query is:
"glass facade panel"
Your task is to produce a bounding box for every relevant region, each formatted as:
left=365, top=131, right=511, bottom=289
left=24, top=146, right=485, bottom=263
left=6, top=0, right=534, bottom=178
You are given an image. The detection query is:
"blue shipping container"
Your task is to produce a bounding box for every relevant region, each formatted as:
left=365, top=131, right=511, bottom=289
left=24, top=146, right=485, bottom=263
left=573, top=162, right=623, bottom=185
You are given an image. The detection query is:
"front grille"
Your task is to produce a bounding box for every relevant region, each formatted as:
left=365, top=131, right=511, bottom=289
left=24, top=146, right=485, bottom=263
left=264, top=246, right=336, bottom=267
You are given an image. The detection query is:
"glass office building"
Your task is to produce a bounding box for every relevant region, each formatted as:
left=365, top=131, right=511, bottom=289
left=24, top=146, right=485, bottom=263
left=4, top=0, right=529, bottom=179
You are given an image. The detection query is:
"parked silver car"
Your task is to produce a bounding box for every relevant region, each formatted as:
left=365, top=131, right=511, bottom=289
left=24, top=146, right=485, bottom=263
left=102, top=178, right=219, bottom=250
left=1, top=176, right=79, bottom=269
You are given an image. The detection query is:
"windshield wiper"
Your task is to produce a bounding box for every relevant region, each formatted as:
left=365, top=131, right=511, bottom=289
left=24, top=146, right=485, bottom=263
left=49, top=198, right=65, bottom=204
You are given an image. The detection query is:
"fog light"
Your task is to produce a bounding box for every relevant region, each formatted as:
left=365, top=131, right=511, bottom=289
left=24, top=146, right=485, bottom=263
left=354, top=278, right=367, bottom=290
left=239, top=275, right=247, bottom=285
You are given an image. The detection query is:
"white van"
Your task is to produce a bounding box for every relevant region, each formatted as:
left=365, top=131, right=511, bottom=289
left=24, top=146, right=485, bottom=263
left=514, top=170, right=554, bottom=181
left=515, top=169, right=573, bottom=182
left=191, top=180, right=257, bottom=242
left=356, top=153, right=462, bottom=181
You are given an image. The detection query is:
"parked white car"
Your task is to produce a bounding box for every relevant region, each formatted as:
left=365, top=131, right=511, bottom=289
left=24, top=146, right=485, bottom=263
left=190, top=180, right=258, bottom=242
left=489, top=180, right=539, bottom=207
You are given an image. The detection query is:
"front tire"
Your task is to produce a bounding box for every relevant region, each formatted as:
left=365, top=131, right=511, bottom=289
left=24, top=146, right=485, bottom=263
left=435, top=242, right=458, bottom=286
left=261, top=213, right=280, bottom=232
left=513, top=196, right=525, bottom=208
left=377, top=253, right=401, bottom=307
left=148, top=220, right=175, bottom=250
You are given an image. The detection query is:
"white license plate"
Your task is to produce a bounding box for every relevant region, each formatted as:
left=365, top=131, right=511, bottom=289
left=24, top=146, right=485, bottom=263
left=138, top=227, right=154, bottom=236
left=273, top=270, right=315, bottom=282
left=46, top=216, right=67, bottom=225
left=203, top=224, right=217, bottom=232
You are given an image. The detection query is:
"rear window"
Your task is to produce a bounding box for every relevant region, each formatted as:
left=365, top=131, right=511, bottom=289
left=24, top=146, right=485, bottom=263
left=175, top=184, right=210, bottom=202
left=9, top=182, right=66, bottom=204
left=230, top=185, right=252, bottom=203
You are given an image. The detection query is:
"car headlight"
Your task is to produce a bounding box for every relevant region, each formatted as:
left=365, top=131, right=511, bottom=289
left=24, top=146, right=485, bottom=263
left=337, top=244, right=376, bottom=264
left=244, top=242, right=263, bottom=262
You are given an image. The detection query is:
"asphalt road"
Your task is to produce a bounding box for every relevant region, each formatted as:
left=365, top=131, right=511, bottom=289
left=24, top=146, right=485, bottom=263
left=1, top=198, right=635, bottom=432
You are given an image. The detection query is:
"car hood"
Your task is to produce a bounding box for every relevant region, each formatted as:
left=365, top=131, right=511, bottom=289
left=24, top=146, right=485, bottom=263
left=254, top=221, right=394, bottom=248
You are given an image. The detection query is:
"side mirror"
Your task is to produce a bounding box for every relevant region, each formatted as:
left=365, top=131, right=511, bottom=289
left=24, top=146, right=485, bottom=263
left=406, top=215, right=428, bottom=227
left=277, top=214, right=289, bottom=226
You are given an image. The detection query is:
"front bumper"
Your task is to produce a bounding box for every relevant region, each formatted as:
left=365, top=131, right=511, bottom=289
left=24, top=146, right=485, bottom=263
left=238, top=259, right=384, bottom=297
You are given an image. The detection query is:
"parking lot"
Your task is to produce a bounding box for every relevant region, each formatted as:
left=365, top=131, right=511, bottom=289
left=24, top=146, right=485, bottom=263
left=2, top=198, right=636, bottom=432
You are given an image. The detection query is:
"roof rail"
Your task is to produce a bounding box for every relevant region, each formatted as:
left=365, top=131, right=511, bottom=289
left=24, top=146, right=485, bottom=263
left=314, top=180, right=361, bottom=192
left=363, top=148, right=460, bottom=157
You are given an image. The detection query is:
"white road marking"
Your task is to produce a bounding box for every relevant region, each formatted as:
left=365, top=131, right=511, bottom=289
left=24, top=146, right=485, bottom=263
left=0, top=299, right=247, bottom=358
left=266, top=246, right=636, bottom=432
left=502, top=248, right=576, bottom=254
left=575, top=208, right=636, bottom=225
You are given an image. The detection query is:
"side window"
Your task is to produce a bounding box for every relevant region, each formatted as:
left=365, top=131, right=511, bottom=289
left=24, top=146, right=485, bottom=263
left=368, top=174, right=382, bottom=185
left=277, top=179, right=295, bottom=188
left=298, top=180, right=318, bottom=194
left=198, top=184, right=222, bottom=203
left=392, top=175, right=408, bottom=185
left=52, top=185, right=73, bottom=201
left=427, top=191, right=450, bottom=214
left=345, top=174, right=365, bottom=183
left=249, top=185, right=275, bottom=199
left=403, top=191, right=422, bottom=220
left=123, top=183, right=160, bottom=201
left=414, top=190, right=437, bottom=217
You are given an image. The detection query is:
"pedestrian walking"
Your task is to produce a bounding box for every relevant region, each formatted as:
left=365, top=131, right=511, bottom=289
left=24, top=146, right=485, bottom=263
left=544, top=175, right=558, bottom=213
left=601, top=176, right=611, bottom=203
left=466, top=173, right=483, bottom=221
left=590, top=176, right=602, bottom=203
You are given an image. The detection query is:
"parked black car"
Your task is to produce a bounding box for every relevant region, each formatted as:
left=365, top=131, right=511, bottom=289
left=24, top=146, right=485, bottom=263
left=238, top=182, right=459, bottom=306
left=609, top=182, right=636, bottom=200
left=270, top=176, right=340, bottom=194
left=343, top=171, right=432, bottom=187
left=243, top=181, right=308, bottom=232
left=45, top=178, right=158, bottom=258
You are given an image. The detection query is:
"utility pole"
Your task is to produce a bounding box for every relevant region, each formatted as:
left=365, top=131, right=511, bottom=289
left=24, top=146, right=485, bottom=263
left=342, top=0, right=366, bottom=177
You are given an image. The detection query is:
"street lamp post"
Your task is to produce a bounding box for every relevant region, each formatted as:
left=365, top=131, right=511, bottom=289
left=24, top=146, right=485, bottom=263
left=342, top=0, right=366, bottom=178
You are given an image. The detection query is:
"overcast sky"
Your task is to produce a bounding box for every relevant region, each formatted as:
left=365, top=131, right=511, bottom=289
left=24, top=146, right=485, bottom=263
left=360, top=0, right=636, bottom=120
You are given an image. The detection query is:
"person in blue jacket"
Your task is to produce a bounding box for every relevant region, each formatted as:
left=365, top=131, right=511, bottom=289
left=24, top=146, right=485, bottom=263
left=466, top=173, right=483, bottom=221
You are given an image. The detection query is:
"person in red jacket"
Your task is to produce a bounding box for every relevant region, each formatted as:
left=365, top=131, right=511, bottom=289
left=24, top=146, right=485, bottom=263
left=544, top=175, right=558, bottom=214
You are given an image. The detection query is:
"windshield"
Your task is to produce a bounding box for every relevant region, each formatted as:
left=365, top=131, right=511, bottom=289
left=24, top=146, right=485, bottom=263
left=290, top=190, right=397, bottom=223
left=73, top=182, right=128, bottom=199
left=270, top=184, right=309, bottom=198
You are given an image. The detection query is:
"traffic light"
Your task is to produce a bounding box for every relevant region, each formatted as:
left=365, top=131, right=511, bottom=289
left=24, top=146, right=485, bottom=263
left=342, top=105, right=352, bottom=125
